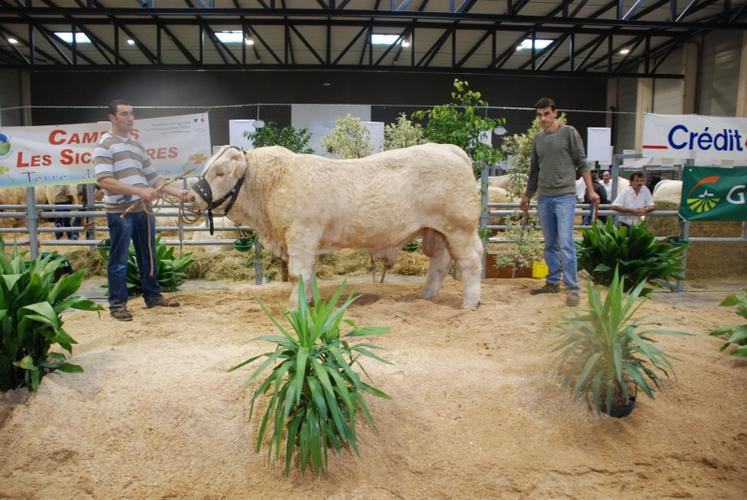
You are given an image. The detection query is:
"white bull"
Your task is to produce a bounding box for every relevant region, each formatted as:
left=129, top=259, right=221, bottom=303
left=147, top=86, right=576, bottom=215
left=189, top=144, right=483, bottom=309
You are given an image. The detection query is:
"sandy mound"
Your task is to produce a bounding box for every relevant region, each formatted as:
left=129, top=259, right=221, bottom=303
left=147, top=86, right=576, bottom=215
left=1, top=278, right=745, bottom=499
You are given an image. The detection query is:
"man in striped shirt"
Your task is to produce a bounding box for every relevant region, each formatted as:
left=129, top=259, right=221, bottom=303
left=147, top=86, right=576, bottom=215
left=93, top=99, right=190, bottom=321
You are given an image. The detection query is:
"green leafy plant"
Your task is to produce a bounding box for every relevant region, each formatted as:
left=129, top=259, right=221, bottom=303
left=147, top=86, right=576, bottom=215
left=494, top=214, right=544, bottom=275
left=553, top=268, right=689, bottom=416
left=500, top=114, right=567, bottom=198
left=230, top=278, right=391, bottom=476
left=402, top=240, right=420, bottom=253
left=710, top=288, right=747, bottom=356
left=321, top=114, right=373, bottom=159
left=384, top=113, right=426, bottom=150
left=413, top=79, right=503, bottom=175
left=576, top=220, right=688, bottom=295
left=98, top=238, right=194, bottom=295
left=0, top=238, right=102, bottom=391
left=245, top=122, right=314, bottom=154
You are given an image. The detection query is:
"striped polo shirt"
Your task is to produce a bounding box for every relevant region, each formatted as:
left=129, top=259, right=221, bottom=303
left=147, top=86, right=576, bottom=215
left=92, top=133, right=161, bottom=213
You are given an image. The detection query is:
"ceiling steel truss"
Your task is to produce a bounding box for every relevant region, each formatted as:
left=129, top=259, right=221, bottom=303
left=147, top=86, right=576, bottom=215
left=0, top=0, right=744, bottom=77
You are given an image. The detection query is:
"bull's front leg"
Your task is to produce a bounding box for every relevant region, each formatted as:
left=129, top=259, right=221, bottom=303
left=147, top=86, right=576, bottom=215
left=286, top=233, right=320, bottom=309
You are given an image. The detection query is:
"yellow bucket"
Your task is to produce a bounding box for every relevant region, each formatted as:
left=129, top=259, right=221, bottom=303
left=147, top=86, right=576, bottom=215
left=532, top=261, right=549, bottom=279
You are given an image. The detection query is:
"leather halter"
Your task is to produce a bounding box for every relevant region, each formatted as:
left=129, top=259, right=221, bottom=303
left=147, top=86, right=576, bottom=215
left=191, top=146, right=246, bottom=235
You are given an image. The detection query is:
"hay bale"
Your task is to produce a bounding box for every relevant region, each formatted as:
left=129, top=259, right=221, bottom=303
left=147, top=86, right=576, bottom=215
left=391, top=251, right=429, bottom=276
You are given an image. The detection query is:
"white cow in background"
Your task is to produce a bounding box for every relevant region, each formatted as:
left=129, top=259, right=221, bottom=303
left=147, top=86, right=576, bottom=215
left=189, top=144, right=483, bottom=309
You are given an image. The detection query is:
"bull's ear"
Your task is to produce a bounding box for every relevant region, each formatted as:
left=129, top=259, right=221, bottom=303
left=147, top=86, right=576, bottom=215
left=228, top=149, right=248, bottom=177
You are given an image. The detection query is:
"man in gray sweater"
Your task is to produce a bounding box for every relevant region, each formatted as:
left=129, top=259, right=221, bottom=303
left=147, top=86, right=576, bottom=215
left=520, top=97, right=599, bottom=306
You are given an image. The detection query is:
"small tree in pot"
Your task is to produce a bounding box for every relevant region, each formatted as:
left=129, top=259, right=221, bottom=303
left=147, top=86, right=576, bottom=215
left=552, top=268, right=689, bottom=417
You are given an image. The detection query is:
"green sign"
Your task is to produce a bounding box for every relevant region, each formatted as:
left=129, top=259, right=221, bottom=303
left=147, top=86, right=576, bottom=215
left=680, top=166, right=747, bottom=221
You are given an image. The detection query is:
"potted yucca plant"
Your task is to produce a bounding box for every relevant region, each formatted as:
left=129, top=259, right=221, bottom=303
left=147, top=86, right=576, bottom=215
left=230, top=278, right=391, bottom=476
left=552, top=268, right=689, bottom=417
left=710, top=287, right=747, bottom=356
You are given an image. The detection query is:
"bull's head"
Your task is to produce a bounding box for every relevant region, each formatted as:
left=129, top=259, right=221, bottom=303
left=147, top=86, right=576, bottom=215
left=189, top=145, right=247, bottom=212
left=189, top=145, right=247, bottom=234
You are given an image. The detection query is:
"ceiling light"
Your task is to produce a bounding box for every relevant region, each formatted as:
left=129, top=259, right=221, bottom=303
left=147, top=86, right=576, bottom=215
left=401, top=39, right=411, bottom=48
left=7, top=38, right=18, bottom=45
left=127, top=39, right=135, bottom=45
left=245, top=38, right=255, bottom=46
left=371, top=34, right=401, bottom=46
left=517, top=38, right=553, bottom=51
left=215, top=30, right=244, bottom=44
left=54, top=32, right=91, bottom=44
left=619, top=48, right=631, bottom=55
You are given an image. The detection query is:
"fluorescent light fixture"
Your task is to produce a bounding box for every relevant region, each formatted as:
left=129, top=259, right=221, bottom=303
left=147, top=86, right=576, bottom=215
left=215, top=30, right=244, bottom=44
left=127, top=39, right=135, bottom=45
left=7, top=38, right=18, bottom=45
left=245, top=38, right=255, bottom=46
left=619, top=48, right=631, bottom=55
left=516, top=38, right=553, bottom=51
left=54, top=32, right=91, bottom=44
left=401, top=39, right=411, bottom=48
left=371, top=34, right=401, bottom=45
left=493, top=125, right=507, bottom=136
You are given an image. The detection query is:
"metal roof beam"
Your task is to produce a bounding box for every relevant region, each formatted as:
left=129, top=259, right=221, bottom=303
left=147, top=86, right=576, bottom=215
left=2, top=6, right=745, bottom=30
left=289, top=24, right=325, bottom=64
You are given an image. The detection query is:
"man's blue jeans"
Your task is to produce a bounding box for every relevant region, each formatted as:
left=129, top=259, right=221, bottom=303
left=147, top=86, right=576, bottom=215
left=537, top=194, right=579, bottom=290
left=106, top=212, right=162, bottom=308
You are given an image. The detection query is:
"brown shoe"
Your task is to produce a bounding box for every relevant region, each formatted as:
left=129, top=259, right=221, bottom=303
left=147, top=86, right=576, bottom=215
left=146, top=296, right=180, bottom=309
left=530, top=283, right=560, bottom=295
left=110, top=306, right=133, bottom=321
left=566, top=290, right=580, bottom=307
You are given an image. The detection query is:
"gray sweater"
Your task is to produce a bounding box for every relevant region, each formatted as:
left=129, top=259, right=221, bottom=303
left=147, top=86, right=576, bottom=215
left=525, top=125, right=588, bottom=198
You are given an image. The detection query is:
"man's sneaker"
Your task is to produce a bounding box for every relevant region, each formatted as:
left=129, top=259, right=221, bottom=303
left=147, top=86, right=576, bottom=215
left=530, top=283, right=560, bottom=295
left=146, top=296, right=180, bottom=309
left=566, top=290, right=580, bottom=307
left=110, top=306, right=133, bottom=322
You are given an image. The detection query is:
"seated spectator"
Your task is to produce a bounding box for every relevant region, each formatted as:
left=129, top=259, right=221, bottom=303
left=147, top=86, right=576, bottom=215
left=611, top=171, right=655, bottom=227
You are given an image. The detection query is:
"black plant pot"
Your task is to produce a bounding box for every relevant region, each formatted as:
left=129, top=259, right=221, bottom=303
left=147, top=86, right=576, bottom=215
left=603, top=396, right=636, bottom=418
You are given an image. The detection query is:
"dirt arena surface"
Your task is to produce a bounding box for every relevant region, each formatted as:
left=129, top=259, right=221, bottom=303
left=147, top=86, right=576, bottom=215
left=1, top=277, right=746, bottom=499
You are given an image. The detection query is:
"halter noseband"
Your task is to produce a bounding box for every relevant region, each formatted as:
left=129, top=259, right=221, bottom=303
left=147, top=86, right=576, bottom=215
left=191, top=146, right=246, bottom=235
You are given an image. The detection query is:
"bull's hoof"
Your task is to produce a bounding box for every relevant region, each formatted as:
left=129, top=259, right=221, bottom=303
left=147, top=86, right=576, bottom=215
left=461, top=299, right=480, bottom=310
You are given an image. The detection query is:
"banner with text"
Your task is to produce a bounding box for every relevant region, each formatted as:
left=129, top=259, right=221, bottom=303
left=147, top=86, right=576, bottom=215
left=0, top=113, right=211, bottom=188
left=642, top=113, right=747, bottom=162
left=679, top=166, right=747, bottom=221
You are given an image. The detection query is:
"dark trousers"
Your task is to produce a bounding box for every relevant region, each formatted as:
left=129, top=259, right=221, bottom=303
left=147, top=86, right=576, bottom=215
left=106, top=212, right=162, bottom=308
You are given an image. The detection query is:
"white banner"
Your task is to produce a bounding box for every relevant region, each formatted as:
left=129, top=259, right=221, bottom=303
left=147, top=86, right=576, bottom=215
left=0, top=113, right=211, bottom=188
left=642, top=113, right=747, bottom=162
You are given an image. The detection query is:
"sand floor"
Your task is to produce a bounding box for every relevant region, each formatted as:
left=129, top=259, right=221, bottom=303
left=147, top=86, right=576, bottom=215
left=1, top=277, right=746, bottom=499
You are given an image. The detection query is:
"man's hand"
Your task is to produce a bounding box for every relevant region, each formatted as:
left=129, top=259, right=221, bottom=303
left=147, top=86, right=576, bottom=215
left=520, top=195, right=530, bottom=213
left=137, top=186, right=158, bottom=203
left=588, top=190, right=600, bottom=209
left=170, top=188, right=190, bottom=201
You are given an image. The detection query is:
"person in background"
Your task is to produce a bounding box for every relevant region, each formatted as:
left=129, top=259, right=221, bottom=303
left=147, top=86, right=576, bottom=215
left=611, top=171, right=655, bottom=227
left=586, top=171, right=609, bottom=223
left=520, top=97, right=600, bottom=307
left=575, top=171, right=587, bottom=203
left=601, top=170, right=613, bottom=199
left=92, top=99, right=190, bottom=322
left=49, top=184, right=80, bottom=240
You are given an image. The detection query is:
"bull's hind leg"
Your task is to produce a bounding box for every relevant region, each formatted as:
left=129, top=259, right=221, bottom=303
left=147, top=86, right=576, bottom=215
left=421, top=229, right=452, bottom=300
left=448, top=232, right=483, bottom=310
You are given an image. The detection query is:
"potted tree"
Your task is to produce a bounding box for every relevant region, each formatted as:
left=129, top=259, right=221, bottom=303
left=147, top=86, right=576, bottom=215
left=490, top=213, right=543, bottom=278
left=552, top=268, right=689, bottom=417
